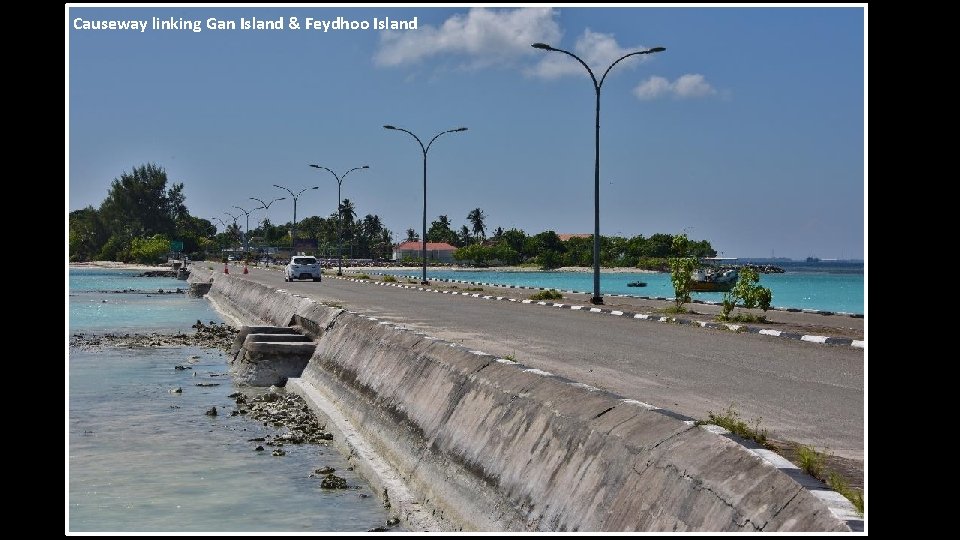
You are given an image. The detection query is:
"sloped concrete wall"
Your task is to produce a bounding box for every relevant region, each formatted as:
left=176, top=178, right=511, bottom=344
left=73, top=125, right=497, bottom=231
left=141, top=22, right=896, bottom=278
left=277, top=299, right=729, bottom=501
left=201, top=269, right=850, bottom=532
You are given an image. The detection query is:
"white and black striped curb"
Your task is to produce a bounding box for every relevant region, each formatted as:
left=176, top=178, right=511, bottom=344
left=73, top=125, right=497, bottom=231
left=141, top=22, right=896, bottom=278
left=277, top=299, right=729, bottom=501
left=360, top=271, right=864, bottom=319
left=326, top=274, right=864, bottom=350
left=278, top=291, right=864, bottom=532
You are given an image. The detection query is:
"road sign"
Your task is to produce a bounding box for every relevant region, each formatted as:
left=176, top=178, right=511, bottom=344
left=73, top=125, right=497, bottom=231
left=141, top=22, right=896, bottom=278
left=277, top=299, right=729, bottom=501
left=171, top=240, right=184, bottom=252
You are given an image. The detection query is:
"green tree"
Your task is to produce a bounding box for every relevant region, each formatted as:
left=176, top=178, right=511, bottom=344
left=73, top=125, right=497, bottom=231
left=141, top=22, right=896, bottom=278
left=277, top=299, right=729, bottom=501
left=99, top=163, right=179, bottom=238
left=467, top=208, right=486, bottom=240
left=562, top=236, right=592, bottom=267
left=405, top=228, right=419, bottom=242
left=527, top=230, right=564, bottom=269
left=453, top=243, right=490, bottom=266
left=689, top=239, right=717, bottom=258
left=643, top=233, right=674, bottom=257
left=129, top=234, right=171, bottom=264
left=458, top=225, right=472, bottom=247
left=98, top=233, right=131, bottom=262
left=500, top=228, right=528, bottom=259
left=669, top=234, right=697, bottom=311
left=719, top=267, right=773, bottom=321
left=69, top=207, right=107, bottom=261
left=427, top=215, right=458, bottom=245
left=374, top=229, right=393, bottom=260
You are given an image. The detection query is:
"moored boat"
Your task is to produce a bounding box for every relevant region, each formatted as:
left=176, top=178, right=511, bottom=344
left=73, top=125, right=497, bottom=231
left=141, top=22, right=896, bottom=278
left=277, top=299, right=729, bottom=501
left=689, top=268, right=738, bottom=292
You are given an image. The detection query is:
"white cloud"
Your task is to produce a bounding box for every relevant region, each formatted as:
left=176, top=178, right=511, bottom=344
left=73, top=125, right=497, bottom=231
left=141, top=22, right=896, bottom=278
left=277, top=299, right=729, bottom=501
left=633, top=74, right=717, bottom=100
left=530, top=29, right=657, bottom=80
left=374, top=8, right=562, bottom=68
left=633, top=76, right=672, bottom=100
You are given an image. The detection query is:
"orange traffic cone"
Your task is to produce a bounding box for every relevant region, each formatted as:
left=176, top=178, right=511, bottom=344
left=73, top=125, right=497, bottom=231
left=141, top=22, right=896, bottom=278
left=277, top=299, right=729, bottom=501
left=243, top=264, right=249, bottom=274
left=223, top=262, right=229, bottom=274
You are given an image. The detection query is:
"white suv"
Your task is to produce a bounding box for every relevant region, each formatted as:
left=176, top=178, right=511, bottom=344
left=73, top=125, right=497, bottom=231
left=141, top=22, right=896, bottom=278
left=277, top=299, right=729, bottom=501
left=285, top=256, right=322, bottom=282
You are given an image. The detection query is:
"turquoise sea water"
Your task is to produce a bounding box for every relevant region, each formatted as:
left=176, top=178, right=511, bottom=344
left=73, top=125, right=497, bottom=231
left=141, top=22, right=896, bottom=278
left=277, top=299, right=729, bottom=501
left=386, top=261, right=864, bottom=314
left=68, top=269, right=389, bottom=532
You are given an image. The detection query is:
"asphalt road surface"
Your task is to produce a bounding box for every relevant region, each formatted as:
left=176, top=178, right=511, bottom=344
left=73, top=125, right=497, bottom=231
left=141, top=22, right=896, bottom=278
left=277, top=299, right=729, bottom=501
left=233, top=266, right=864, bottom=463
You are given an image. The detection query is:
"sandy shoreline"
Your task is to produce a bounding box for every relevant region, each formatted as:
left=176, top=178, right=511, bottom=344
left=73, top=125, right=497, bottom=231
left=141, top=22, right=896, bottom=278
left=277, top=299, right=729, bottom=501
left=70, top=261, right=172, bottom=271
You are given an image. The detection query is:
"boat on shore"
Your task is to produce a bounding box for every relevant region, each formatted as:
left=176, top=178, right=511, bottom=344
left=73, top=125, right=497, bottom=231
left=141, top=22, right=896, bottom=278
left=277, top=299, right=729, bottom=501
left=689, top=267, right=738, bottom=292
left=627, top=280, right=647, bottom=287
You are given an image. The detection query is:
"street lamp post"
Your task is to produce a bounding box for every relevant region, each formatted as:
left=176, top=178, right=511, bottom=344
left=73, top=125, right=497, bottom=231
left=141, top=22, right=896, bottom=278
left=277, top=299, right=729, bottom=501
left=383, top=125, right=467, bottom=284
left=250, top=197, right=286, bottom=257
left=224, top=212, right=240, bottom=257
left=532, top=42, right=665, bottom=305
left=232, top=205, right=256, bottom=255
left=309, top=164, right=369, bottom=275
left=273, top=184, right=319, bottom=252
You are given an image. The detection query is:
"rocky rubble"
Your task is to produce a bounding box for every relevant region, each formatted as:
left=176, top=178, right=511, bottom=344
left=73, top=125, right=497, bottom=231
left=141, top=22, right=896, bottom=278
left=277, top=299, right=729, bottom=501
left=70, top=321, right=239, bottom=352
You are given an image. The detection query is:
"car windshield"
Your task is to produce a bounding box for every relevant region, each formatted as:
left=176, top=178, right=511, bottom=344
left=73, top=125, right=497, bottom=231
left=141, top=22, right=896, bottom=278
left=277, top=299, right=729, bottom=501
left=292, top=257, right=316, bottom=265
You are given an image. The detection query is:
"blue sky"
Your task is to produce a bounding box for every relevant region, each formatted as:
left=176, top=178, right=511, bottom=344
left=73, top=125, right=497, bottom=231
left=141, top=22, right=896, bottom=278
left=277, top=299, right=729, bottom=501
left=67, top=5, right=865, bottom=259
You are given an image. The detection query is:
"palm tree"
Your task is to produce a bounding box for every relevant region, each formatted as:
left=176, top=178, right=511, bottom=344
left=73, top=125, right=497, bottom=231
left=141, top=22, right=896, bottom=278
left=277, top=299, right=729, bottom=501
left=338, top=198, right=357, bottom=223
left=405, top=228, right=419, bottom=242
left=459, top=225, right=472, bottom=247
left=467, top=208, right=486, bottom=240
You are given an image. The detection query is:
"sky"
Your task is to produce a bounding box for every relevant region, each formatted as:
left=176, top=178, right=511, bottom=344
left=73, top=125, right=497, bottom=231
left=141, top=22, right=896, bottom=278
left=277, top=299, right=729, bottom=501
left=67, top=4, right=866, bottom=260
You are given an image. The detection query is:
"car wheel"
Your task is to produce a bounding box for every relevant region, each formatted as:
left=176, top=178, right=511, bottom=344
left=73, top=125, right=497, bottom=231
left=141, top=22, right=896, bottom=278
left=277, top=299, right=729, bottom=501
left=313, top=277, right=320, bottom=282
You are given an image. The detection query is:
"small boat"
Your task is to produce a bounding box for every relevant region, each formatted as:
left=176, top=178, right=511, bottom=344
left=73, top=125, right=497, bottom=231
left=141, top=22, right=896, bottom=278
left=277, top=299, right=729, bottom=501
left=627, top=281, right=647, bottom=287
left=689, top=268, right=738, bottom=292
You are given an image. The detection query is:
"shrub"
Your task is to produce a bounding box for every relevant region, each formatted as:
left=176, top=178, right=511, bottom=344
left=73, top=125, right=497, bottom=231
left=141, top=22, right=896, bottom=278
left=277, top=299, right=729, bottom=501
left=382, top=275, right=397, bottom=282
left=719, top=267, right=772, bottom=321
left=529, top=290, right=563, bottom=301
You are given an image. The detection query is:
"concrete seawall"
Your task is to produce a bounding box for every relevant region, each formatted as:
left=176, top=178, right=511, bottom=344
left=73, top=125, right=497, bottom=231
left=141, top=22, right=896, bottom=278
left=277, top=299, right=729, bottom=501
left=193, top=268, right=851, bottom=532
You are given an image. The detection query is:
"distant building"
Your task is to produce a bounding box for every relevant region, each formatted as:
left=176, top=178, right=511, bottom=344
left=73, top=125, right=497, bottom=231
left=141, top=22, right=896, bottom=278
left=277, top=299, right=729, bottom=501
left=393, top=241, right=457, bottom=263
left=557, top=233, right=592, bottom=242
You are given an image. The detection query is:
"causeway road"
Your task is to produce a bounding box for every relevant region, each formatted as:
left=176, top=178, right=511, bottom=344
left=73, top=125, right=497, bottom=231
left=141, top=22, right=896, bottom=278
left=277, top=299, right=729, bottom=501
left=225, top=265, right=864, bottom=465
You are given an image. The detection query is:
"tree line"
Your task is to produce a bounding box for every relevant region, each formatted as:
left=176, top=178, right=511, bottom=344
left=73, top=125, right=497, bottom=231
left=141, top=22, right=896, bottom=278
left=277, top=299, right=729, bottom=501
left=69, top=163, right=394, bottom=263
left=69, top=163, right=716, bottom=268
left=447, top=229, right=715, bottom=269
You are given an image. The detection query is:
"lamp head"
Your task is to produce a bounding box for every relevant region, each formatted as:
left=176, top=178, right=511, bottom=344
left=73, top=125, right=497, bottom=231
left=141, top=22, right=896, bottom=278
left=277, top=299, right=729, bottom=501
left=383, top=125, right=396, bottom=130
left=361, top=165, right=370, bottom=169
left=649, top=47, right=666, bottom=53
left=531, top=43, right=554, bottom=51
left=454, top=127, right=468, bottom=132
left=309, top=164, right=321, bottom=169
left=311, top=186, right=319, bottom=190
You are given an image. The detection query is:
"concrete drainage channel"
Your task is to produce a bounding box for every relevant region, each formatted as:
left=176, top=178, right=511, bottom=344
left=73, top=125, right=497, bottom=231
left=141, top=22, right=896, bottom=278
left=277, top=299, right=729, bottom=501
left=229, top=325, right=317, bottom=386
left=195, top=267, right=862, bottom=532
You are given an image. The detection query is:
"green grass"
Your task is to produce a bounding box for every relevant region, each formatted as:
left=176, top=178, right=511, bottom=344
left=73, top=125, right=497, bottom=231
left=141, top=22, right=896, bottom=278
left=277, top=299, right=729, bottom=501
left=717, top=312, right=768, bottom=323
left=382, top=275, right=397, bottom=282
left=700, top=410, right=864, bottom=516
left=465, top=287, right=484, bottom=292
left=529, top=290, right=563, bottom=301
left=355, top=274, right=370, bottom=280
left=827, top=472, right=864, bottom=514
left=795, top=446, right=864, bottom=515
left=660, top=306, right=687, bottom=315
left=407, top=279, right=418, bottom=284
left=795, top=445, right=826, bottom=478
left=696, top=406, right=768, bottom=446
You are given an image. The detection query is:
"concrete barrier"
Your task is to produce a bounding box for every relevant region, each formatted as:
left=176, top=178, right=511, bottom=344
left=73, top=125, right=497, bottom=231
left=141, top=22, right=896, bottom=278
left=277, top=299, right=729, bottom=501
left=202, top=269, right=852, bottom=532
